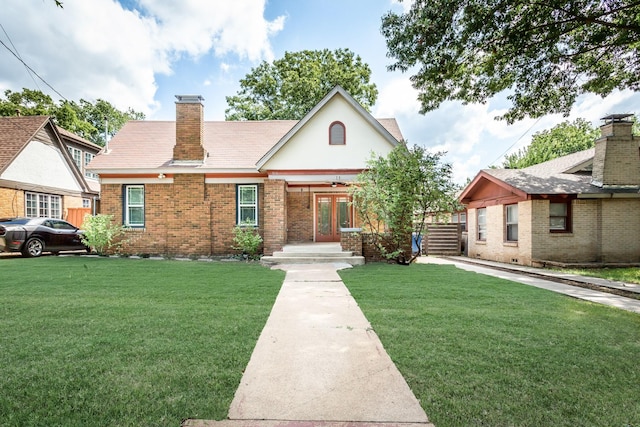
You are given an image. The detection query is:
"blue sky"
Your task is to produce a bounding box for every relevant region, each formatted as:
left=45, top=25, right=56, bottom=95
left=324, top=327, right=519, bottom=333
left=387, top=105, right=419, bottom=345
left=1, top=0, right=638, bottom=183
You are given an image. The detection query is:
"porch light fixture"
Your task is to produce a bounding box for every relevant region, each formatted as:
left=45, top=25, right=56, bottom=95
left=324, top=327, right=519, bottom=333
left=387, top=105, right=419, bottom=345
left=158, top=173, right=166, bottom=179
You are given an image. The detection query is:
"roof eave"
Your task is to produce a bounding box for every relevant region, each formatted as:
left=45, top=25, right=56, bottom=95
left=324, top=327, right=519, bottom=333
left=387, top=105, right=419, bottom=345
left=459, top=170, right=529, bottom=204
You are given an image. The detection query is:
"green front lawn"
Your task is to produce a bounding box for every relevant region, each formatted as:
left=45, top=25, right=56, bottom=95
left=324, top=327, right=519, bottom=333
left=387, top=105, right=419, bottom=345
left=340, top=263, right=640, bottom=427
left=3, top=257, right=639, bottom=427
left=0, top=257, right=284, bottom=427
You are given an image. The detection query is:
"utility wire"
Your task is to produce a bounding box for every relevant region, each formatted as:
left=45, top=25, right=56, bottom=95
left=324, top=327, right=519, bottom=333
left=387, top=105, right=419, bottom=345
left=488, top=116, right=544, bottom=167
left=0, top=22, right=41, bottom=91
left=0, top=38, right=68, bottom=102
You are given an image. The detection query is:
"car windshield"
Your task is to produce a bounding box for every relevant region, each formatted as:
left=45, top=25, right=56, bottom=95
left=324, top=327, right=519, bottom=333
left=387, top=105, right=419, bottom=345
left=0, top=218, right=31, bottom=225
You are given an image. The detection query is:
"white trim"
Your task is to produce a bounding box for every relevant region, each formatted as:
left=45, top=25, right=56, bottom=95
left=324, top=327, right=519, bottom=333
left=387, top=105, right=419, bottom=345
left=206, top=177, right=265, bottom=184
left=89, top=167, right=259, bottom=175
left=237, top=184, right=258, bottom=226
left=286, top=186, right=352, bottom=193
left=101, top=177, right=174, bottom=184
left=269, top=173, right=358, bottom=183
left=124, top=185, right=145, bottom=227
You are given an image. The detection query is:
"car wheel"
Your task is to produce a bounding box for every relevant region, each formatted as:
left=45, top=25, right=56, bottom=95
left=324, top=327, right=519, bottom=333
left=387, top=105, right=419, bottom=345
left=22, top=237, right=44, bottom=257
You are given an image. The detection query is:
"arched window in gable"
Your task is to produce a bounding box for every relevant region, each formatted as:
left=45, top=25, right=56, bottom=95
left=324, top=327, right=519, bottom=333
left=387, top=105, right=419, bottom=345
left=329, top=121, right=346, bottom=145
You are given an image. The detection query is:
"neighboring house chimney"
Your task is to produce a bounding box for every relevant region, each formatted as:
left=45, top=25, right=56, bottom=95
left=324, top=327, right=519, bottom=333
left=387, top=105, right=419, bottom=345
left=173, top=95, right=206, bottom=165
left=591, top=114, right=639, bottom=188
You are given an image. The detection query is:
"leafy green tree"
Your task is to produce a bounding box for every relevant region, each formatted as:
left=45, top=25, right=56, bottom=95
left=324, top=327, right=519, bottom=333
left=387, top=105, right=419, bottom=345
left=0, top=88, right=57, bottom=116
left=61, top=99, right=145, bottom=146
left=351, top=144, right=458, bottom=265
left=503, top=118, right=600, bottom=168
left=225, top=49, right=377, bottom=120
left=381, top=1, right=640, bottom=123
left=0, top=89, right=144, bottom=146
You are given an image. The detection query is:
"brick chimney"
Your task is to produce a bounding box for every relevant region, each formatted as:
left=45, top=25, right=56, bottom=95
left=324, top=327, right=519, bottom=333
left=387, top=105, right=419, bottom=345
left=173, top=95, right=206, bottom=164
left=591, top=114, right=639, bottom=188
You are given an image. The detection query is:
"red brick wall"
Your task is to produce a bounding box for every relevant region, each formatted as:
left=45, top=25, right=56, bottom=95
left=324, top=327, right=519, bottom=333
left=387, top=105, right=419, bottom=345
left=340, top=230, right=362, bottom=256
left=263, top=179, right=286, bottom=255
left=166, top=174, right=210, bottom=255
left=101, top=179, right=269, bottom=257
left=287, top=190, right=314, bottom=243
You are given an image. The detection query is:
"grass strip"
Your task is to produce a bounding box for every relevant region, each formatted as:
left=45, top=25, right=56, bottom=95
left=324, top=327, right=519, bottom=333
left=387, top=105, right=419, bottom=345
left=551, top=267, right=640, bottom=285
left=340, top=263, right=640, bottom=427
left=0, top=257, right=284, bottom=427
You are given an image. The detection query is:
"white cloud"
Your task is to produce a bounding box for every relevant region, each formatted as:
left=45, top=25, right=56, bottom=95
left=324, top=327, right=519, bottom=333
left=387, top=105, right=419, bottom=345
left=390, top=0, right=413, bottom=13
left=569, top=90, right=637, bottom=124
left=136, top=0, right=285, bottom=62
left=0, top=0, right=284, bottom=115
left=374, top=78, right=420, bottom=117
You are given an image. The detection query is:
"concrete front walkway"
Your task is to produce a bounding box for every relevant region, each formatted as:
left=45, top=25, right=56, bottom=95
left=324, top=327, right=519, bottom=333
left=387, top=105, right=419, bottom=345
left=184, top=263, right=432, bottom=426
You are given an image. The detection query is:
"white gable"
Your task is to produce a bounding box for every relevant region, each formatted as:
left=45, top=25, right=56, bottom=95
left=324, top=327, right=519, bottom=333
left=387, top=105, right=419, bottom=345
left=1, top=140, right=83, bottom=192
left=260, top=94, right=396, bottom=171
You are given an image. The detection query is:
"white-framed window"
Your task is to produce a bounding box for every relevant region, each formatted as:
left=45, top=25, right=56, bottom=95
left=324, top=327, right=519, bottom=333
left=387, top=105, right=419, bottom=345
left=550, top=202, right=570, bottom=232
left=68, top=147, right=82, bottom=170
left=124, top=185, right=145, bottom=227
left=84, top=152, right=98, bottom=179
left=82, top=198, right=91, bottom=208
left=477, top=208, right=487, bottom=241
left=237, top=184, right=258, bottom=226
left=505, top=204, right=518, bottom=242
left=25, top=192, right=62, bottom=218
left=329, top=121, right=346, bottom=145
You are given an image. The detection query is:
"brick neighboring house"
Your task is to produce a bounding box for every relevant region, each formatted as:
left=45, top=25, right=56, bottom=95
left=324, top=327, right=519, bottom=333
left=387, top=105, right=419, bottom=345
left=459, top=114, right=640, bottom=266
left=0, top=116, right=100, bottom=225
left=88, top=86, right=403, bottom=257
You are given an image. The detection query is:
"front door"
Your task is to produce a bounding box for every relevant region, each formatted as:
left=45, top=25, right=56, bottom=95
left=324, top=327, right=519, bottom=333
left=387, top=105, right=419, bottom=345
left=315, top=194, right=352, bottom=242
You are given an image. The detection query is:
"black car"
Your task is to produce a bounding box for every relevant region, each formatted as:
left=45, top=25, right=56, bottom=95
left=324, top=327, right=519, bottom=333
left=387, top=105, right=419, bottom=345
left=0, top=217, right=90, bottom=257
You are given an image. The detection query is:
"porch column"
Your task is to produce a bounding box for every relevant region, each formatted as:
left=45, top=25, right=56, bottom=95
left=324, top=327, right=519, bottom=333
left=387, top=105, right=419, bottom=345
left=263, top=179, right=287, bottom=255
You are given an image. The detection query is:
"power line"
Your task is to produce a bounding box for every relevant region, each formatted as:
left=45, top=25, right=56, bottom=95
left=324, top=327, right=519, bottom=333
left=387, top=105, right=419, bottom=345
left=0, top=22, right=41, bottom=91
left=0, top=38, right=68, bottom=102
left=488, top=116, right=543, bottom=167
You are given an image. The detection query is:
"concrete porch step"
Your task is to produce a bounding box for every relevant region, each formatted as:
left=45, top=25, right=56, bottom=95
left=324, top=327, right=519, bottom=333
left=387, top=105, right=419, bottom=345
left=261, top=255, right=365, bottom=266
left=271, top=250, right=354, bottom=257
left=261, top=243, right=364, bottom=266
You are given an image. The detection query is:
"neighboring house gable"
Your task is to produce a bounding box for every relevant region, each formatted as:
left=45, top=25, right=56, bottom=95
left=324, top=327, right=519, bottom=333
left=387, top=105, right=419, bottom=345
left=459, top=114, right=640, bottom=266
left=0, top=116, right=99, bottom=223
left=2, top=137, right=83, bottom=192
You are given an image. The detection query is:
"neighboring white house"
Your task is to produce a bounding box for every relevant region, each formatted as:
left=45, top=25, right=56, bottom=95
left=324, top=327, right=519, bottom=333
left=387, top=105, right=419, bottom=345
left=0, top=116, right=100, bottom=225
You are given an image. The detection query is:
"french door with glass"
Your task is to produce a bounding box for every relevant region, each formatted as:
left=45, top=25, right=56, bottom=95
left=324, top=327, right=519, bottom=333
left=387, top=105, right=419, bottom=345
left=315, top=194, right=352, bottom=242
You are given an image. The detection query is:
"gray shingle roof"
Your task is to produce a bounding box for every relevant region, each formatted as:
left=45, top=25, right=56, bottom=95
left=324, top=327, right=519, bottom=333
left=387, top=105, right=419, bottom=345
left=483, top=148, right=601, bottom=194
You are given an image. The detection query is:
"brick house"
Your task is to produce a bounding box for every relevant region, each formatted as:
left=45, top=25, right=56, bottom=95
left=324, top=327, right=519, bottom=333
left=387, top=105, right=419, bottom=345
left=0, top=116, right=100, bottom=226
left=88, top=86, right=402, bottom=257
left=459, top=114, right=640, bottom=266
